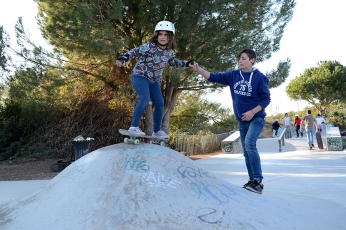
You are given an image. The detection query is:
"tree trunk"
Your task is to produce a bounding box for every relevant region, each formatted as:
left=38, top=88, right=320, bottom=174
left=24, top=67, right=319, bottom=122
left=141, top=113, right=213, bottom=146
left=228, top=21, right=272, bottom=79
left=144, top=101, right=153, bottom=135
left=143, top=79, right=181, bottom=135
left=162, top=82, right=181, bottom=134
left=314, top=105, right=327, bottom=117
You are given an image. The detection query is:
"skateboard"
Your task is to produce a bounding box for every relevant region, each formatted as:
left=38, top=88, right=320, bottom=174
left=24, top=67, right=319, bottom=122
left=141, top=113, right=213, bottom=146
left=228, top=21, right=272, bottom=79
left=118, top=129, right=169, bottom=146
left=315, top=132, right=324, bottom=149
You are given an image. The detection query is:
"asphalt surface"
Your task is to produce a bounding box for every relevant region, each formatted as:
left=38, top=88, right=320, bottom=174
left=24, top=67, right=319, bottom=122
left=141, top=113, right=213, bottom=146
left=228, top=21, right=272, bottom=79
left=197, top=136, right=346, bottom=208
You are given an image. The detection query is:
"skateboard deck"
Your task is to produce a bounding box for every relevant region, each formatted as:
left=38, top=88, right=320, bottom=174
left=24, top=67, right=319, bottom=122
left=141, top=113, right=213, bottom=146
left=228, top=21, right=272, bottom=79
left=119, top=129, right=169, bottom=146
left=316, top=132, right=324, bottom=149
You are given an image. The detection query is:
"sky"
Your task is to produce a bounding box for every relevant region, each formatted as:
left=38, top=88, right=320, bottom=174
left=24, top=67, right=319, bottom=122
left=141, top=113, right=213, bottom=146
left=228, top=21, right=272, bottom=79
left=1, top=0, right=346, bottom=116
left=207, top=0, right=346, bottom=116
left=0, top=0, right=42, bottom=42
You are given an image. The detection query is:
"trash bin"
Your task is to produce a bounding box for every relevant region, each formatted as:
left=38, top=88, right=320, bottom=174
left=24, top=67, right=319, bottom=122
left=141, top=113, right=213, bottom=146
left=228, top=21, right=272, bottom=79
left=71, top=140, right=93, bottom=160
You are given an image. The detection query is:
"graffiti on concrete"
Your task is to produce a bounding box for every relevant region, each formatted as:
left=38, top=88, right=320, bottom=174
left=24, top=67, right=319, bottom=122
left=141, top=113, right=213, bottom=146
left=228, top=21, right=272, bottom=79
left=177, top=165, right=216, bottom=179
left=188, top=180, right=282, bottom=209
left=222, top=142, right=233, bottom=152
left=196, top=208, right=225, bottom=224
left=140, top=171, right=181, bottom=189
left=117, top=156, right=150, bottom=173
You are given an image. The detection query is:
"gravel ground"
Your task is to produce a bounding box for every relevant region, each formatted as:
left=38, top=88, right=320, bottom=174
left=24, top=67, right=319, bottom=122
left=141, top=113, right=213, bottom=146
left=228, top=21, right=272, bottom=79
left=0, top=158, right=60, bottom=181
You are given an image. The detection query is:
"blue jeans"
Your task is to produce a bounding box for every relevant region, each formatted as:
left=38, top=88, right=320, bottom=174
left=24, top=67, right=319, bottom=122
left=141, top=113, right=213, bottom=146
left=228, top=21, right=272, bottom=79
left=239, top=116, right=265, bottom=182
left=131, top=75, right=164, bottom=132
left=305, top=126, right=315, bottom=147
left=295, top=125, right=303, bottom=137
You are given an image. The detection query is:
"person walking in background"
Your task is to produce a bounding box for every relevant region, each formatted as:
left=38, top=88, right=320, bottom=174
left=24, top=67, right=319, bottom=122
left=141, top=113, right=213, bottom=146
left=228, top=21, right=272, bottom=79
left=116, top=21, right=195, bottom=138
left=191, top=48, right=271, bottom=194
left=283, top=113, right=292, bottom=138
left=272, top=118, right=281, bottom=137
left=315, top=114, right=326, bottom=132
left=294, top=114, right=303, bottom=137
left=300, top=110, right=318, bottom=150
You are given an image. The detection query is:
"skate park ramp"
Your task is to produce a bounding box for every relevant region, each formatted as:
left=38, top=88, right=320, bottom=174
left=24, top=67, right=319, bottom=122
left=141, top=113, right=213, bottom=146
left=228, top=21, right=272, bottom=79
left=0, top=143, right=345, bottom=230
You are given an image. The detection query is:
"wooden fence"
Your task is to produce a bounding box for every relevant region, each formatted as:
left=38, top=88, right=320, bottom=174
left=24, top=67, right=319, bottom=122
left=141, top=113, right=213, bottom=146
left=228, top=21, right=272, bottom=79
left=175, top=131, right=234, bottom=156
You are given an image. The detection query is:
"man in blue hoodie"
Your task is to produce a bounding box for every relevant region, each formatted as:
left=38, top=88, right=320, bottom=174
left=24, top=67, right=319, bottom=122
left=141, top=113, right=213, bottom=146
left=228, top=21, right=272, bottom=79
left=191, top=49, right=271, bottom=194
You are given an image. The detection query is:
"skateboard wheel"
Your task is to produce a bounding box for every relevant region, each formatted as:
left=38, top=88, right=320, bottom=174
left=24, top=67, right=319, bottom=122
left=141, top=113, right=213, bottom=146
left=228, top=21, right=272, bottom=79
left=160, top=141, right=166, bottom=146
left=124, top=138, right=129, bottom=143
left=134, top=139, right=140, bottom=145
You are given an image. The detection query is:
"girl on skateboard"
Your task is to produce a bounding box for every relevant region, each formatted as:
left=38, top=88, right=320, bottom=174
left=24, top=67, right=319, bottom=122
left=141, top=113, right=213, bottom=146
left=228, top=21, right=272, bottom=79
left=116, top=21, right=195, bottom=138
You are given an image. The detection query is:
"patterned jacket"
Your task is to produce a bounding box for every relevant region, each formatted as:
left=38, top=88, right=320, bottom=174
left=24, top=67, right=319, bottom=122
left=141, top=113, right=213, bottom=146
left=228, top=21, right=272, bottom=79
left=118, top=42, right=189, bottom=85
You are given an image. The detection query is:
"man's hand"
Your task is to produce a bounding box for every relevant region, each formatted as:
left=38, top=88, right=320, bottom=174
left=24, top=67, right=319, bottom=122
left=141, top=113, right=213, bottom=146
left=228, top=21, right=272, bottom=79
left=241, top=111, right=255, bottom=121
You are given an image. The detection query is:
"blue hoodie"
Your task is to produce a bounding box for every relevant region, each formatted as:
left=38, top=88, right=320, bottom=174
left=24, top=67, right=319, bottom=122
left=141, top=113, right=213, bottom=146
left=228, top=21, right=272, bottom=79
left=208, top=68, right=271, bottom=122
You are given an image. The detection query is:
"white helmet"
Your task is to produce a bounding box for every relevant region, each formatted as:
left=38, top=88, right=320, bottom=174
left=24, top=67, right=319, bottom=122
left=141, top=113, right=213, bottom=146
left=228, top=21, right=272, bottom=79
left=155, top=21, right=175, bottom=35
left=295, top=114, right=299, bottom=117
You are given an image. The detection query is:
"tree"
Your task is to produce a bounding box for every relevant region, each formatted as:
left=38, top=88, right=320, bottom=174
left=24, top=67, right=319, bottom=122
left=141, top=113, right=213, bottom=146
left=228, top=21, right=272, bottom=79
left=286, top=61, right=346, bottom=116
left=170, top=90, right=237, bottom=134
left=327, top=103, right=346, bottom=130
left=0, top=26, right=12, bottom=77
left=8, top=0, right=295, bottom=134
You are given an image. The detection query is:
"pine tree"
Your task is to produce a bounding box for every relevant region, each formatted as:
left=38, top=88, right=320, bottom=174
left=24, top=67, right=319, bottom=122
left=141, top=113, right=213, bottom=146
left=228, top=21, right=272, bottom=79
left=31, top=0, right=296, bottom=133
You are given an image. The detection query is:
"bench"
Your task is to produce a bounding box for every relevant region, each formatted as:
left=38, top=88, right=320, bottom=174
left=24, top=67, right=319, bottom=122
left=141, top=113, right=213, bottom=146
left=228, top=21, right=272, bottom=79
left=322, top=123, right=333, bottom=136
left=325, top=127, right=342, bottom=151
left=275, top=127, right=287, bottom=152
left=222, top=131, right=242, bottom=153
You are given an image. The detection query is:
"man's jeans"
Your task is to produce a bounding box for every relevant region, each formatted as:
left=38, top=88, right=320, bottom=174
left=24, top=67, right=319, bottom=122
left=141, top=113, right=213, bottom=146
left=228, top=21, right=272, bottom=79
left=239, top=116, right=265, bottom=182
left=305, top=126, right=315, bottom=147
left=131, top=75, right=164, bottom=132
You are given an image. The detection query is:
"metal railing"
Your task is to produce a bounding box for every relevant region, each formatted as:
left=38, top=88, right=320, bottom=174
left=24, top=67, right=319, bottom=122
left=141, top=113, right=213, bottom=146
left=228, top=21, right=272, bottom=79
left=276, top=128, right=287, bottom=152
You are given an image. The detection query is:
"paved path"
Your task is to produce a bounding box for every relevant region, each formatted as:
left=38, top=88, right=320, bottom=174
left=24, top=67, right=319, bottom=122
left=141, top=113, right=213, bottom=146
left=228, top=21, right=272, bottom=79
left=196, top=137, right=346, bottom=208
left=0, top=180, right=49, bottom=204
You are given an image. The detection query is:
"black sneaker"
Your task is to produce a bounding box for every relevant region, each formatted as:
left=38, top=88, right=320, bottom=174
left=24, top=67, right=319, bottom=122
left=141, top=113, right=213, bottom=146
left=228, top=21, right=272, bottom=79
left=245, top=180, right=264, bottom=194
left=243, top=180, right=253, bottom=188
left=312, top=144, right=315, bottom=147
left=309, top=146, right=312, bottom=150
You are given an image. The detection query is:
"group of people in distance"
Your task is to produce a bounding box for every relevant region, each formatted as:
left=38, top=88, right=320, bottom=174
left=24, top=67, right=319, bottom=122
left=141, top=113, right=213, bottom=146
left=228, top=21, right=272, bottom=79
left=272, top=111, right=326, bottom=150
left=117, top=20, right=269, bottom=194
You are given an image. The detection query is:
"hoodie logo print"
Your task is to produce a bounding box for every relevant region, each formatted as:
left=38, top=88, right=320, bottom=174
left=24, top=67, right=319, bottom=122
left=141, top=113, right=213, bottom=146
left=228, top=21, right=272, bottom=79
left=234, top=80, right=252, bottom=96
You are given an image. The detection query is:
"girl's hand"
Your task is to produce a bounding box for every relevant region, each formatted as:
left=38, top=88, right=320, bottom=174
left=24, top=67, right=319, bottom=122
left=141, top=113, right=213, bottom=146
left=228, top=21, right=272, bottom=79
left=189, top=62, right=199, bottom=71
left=116, top=60, right=124, bottom=67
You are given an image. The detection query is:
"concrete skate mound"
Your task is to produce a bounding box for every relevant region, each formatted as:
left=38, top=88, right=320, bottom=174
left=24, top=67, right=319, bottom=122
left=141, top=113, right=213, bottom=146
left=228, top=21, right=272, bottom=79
left=0, top=143, right=339, bottom=229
